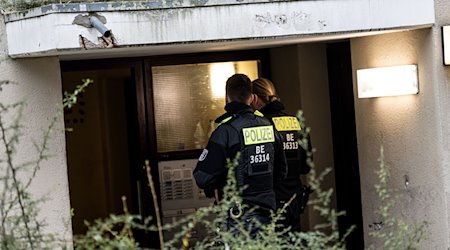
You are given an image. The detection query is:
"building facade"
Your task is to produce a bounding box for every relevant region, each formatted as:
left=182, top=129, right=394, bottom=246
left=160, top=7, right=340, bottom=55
left=1, top=0, right=449, bottom=248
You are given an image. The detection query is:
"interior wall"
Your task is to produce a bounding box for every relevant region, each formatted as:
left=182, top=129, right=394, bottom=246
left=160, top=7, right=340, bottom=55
left=100, top=75, right=133, bottom=214
left=0, top=15, right=72, bottom=244
left=296, top=43, right=337, bottom=227
left=63, top=71, right=108, bottom=232
left=270, top=44, right=336, bottom=229
left=351, top=29, right=449, bottom=248
left=62, top=69, right=132, bottom=234
left=269, top=46, right=302, bottom=115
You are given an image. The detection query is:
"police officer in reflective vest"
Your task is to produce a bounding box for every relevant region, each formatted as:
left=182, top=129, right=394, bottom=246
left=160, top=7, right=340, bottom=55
left=193, top=74, right=287, bottom=236
left=251, top=78, right=312, bottom=232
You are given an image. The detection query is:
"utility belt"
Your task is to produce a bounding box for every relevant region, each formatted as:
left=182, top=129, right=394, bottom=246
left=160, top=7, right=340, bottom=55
left=229, top=202, right=272, bottom=219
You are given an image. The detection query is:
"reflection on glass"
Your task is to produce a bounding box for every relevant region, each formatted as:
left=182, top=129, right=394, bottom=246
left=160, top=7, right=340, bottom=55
left=209, top=62, right=235, bottom=99
left=152, top=60, right=259, bottom=152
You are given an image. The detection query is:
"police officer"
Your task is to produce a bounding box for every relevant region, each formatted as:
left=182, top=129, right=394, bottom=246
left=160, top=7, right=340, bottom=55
left=193, top=74, right=287, bottom=236
left=251, top=78, right=311, bottom=232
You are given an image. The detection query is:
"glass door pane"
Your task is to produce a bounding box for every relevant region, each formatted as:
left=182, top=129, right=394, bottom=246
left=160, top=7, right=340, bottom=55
left=152, top=60, right=259, bottom=153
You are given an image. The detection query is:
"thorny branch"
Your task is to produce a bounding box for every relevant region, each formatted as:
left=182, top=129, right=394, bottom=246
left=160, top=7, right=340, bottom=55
left=0, top=79, right=91, bottom=249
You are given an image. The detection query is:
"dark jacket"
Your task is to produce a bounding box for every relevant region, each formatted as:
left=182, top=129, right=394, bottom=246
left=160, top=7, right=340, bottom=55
left=259, top=100, right=311, bottom=201
left=193, top=102, right=287, bottom=211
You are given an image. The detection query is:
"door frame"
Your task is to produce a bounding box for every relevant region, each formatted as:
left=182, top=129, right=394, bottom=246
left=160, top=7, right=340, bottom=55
left=326, top=41, right=364, bottom=249
left=61, top=49, right=271, bottom=248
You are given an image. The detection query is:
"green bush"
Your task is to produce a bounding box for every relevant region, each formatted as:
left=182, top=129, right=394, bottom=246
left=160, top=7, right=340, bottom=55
left=0, top=79, right=428, bottom=249
left=367, top=147, right=428, bottom=250
left=73, top=111, right=428, bottom=250
left=73, top=110, right=353, bottom=250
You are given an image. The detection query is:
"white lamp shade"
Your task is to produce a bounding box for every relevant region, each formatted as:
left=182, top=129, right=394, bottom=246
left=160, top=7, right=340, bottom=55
left=356, top=65, right=419, bottom=98
left=443, top=26, right=450, bottom=66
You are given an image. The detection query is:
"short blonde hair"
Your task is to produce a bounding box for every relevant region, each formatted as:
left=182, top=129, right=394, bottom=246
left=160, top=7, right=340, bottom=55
left=252, top=78, right=279, bottom=104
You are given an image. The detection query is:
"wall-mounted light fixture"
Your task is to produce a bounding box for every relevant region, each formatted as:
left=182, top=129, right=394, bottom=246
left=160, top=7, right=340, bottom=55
left=442, top=26, right=450, bottom=65
left=356, top=65, right=419, bottom=98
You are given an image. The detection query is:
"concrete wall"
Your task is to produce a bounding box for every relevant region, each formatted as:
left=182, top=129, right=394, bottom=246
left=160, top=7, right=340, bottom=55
left=351, top=28, right=449, bottom=248
left=434, top=0, right=450, bottom=244
left=4, top=0, right=435, bottom=58
left=0, top=14, right=72, bottom=244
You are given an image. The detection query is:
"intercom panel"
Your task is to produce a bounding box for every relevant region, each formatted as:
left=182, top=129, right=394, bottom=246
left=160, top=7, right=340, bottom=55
left=158, top=159, right=214, bottom=242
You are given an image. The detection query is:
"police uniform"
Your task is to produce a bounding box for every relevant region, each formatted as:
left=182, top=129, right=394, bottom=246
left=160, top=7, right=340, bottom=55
left=193, top=102, right=287, bottom=213
left=259, top=100, right=311, bottom=231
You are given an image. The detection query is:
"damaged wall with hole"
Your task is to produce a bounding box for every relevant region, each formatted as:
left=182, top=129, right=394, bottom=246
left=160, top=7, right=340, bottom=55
left=3, top=0, right=434, bottom=58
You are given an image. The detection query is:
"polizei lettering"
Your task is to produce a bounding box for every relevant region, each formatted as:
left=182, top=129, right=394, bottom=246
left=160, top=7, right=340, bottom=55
left=242, top=125, right=275, bottom=145
left=272, top=116, right=301, bottom=132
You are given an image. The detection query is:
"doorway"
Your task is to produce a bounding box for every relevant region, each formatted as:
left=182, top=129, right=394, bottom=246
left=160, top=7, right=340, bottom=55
left=61, top=65, right=144, bottom=234
left=61, top=50, right=270, bottom=248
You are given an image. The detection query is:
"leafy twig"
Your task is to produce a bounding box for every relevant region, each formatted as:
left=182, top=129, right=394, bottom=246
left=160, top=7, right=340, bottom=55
left=144, top=160, right=164, bottom=250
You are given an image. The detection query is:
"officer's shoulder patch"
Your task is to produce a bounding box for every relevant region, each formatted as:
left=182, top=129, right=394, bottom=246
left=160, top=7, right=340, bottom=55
left=254, top=110, right=264, bottom=117
left=219, top=116, right=233, bottom=125
left=198, top=149, right=208, bottom=161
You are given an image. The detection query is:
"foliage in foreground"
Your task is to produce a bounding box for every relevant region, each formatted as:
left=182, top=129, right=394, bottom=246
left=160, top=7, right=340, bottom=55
left=367, top=147, right=428, bottom=250
left=73, top=112, right=429, bottom=250
left=73, top=197, right=151, bottom=250
left=74, top=110, right=352, bottom=250
left=0, top=78, right=428, bottom=249
left=0, top=79, right=91, bottom=249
